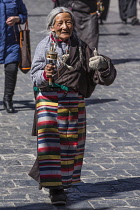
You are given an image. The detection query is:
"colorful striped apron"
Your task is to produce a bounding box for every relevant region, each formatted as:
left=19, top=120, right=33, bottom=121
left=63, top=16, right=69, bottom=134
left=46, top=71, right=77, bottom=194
left=36, top=90, right=86, bottom=188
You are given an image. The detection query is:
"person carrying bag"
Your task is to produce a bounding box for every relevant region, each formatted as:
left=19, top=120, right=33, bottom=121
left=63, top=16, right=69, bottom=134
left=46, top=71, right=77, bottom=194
left=0, top=0, right=28, bottom=113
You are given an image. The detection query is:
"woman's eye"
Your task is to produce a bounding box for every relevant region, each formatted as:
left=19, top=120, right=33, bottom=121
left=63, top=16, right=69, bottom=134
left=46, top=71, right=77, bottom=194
left=57, top=22, right=62, bottom=26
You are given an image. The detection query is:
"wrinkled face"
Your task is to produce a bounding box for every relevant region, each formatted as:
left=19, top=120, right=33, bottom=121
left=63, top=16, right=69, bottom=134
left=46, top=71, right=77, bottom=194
left=51, top=12, right=74, bottom=41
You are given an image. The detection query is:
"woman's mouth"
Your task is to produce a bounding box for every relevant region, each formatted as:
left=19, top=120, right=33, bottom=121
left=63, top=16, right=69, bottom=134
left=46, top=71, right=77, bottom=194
left=61, top=31, right=69, bottom=34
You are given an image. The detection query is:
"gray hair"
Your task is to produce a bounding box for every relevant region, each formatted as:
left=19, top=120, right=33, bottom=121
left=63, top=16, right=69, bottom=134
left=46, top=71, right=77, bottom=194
left=46, top=7, right=75, bottom=33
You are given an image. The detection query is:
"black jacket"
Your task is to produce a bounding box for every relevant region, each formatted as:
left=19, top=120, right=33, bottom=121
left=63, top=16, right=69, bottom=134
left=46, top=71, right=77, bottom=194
left=57, top=0, right=97, bottom=13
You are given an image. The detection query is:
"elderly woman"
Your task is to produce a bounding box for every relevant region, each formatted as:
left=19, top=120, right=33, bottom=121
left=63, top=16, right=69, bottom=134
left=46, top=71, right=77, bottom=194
left=30, top=7, right=116, bottom=205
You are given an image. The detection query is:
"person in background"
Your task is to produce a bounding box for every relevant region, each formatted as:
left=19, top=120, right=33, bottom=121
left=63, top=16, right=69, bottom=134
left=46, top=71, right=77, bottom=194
left=98, top=0, right=110, bottom=24
left=29, top=7, right=116, bottom=205
left=0, top=0, right=28, bottom=113
left=52, top=0, right=60, bottom=7
left=118, top=0, right=139, bottom=25
left=52, top=0, right=99, bottom=51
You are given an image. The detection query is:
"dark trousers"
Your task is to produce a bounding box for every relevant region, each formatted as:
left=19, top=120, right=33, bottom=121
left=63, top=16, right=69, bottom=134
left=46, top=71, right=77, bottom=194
left=100, top=0, right=110, bottom=21
left=119, top=0, right=137, bottom=21
left=4, top=62, right=18, bottom=100
left=73, top=11, right=99, bottom=50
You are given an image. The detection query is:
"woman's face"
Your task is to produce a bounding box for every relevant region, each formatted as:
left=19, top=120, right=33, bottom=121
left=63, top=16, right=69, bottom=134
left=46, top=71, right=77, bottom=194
left=51, top=12, right=74, bottom=41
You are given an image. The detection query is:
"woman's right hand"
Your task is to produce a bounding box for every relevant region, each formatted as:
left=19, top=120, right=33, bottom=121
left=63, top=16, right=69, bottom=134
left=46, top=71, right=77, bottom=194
left=6, top=16, right=20, bottom=26
left=44, top=64, right=56, bottom=78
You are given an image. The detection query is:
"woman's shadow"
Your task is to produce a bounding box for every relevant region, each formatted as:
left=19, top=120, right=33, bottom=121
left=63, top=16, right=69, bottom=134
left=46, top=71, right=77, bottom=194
left=85, top=98, right=118, bottom=106
left=0, top=177, right=140, bottom=210
left=0, top=99, right=35, bottom=112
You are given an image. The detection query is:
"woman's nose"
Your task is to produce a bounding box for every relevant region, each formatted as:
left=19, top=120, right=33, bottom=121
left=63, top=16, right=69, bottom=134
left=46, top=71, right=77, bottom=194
left=62, top=22, right=67, bottom=29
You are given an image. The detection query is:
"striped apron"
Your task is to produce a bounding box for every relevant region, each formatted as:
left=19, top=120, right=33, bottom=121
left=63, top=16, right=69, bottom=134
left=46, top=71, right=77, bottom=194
left=36, top=90, right=86, bottom=188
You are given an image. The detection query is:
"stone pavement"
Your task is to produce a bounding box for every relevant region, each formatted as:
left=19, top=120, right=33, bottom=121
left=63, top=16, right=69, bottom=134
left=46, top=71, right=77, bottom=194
left=0, top=1, right=140, bottom=209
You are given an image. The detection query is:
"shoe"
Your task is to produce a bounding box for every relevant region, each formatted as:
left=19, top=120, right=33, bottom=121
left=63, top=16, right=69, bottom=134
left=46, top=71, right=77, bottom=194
left=122, top=20, right=127, bottom=24
left=49, top=189, right=67, bottom=205
left=131, top=17, right=139, bottom=25
left=3, top=100, right=15, bottom=113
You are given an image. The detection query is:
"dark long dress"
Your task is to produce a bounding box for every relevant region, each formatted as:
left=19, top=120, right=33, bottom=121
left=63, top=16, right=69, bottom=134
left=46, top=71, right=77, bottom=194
left=118, top=0, right=137, bottom=21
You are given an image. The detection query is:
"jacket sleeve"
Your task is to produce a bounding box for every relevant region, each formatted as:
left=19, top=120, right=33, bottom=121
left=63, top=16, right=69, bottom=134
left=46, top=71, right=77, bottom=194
left=31, top=40, right=49, bottom=88
left=17, top=0, right=28, bottom=24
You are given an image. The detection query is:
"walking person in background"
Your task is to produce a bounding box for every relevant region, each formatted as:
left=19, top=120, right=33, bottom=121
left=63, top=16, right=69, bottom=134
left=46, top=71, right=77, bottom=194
left=52, top=0, right=60, bottom=7
left=118, top=0, right=139, bottom=25
left=0, top=0, right=28, bottom=113
left=29, top=6, right=116, bottom=205
left=98, top=0, right=110, bottom=24
left=52, top=0, right=99, bottom=50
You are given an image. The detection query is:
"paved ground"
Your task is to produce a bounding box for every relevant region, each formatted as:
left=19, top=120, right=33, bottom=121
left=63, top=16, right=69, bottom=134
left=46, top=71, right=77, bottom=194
left=0, top=1, right=140, bottom=209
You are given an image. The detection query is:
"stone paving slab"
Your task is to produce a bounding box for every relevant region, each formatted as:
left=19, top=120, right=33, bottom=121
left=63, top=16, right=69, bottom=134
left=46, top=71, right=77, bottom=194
left=0, top=0, right=140, bottom=209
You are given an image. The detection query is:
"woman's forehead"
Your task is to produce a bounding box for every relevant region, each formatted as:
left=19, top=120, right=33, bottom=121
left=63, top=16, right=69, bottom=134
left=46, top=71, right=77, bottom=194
left=54, top=12, right=72, bottom=21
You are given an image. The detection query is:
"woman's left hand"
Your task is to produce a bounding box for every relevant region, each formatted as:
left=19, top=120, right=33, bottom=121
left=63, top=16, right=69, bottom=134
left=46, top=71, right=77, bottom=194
left=89, top=55, right=108, bottom=71
left=6, top=16, right=20, bottom=26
